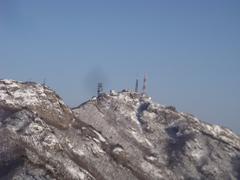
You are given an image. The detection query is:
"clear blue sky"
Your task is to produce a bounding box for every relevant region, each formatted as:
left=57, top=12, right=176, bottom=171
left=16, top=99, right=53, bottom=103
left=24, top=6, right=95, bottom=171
left=0, top=0, right=240, bottom=133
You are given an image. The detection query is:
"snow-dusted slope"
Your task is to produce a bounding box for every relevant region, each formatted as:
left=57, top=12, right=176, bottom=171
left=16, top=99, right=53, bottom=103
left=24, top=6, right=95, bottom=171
left=0, top=80, right=240, bottom=180
left=73, top=91, right=240, bottom=180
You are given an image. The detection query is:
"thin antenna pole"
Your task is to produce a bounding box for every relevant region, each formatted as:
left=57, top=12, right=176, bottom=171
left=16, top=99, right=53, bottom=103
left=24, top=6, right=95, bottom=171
left=135, top=79, right=139, bottom=92
left=143, top=74, right=147, bottom=94
left=43, top=78, right=46, bottom=87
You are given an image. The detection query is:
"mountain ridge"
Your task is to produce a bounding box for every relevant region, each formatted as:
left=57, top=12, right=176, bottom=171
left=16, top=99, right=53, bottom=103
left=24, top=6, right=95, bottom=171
left=0, top=79, right=240, bottom=180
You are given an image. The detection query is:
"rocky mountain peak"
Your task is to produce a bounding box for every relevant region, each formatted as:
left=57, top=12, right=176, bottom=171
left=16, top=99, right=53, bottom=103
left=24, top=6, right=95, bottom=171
left=0, top=79, right=73, bottom=129
left=0, top=80, right=240, bottom=180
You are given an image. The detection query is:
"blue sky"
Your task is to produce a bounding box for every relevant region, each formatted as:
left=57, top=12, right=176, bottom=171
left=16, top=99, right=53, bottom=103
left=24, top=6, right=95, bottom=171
left=0, top=0, right=240, bottom=133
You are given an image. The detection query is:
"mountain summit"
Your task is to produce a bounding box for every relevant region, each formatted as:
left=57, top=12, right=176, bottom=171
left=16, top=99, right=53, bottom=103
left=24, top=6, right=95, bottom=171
left=0, top=80, right=240, bottom=180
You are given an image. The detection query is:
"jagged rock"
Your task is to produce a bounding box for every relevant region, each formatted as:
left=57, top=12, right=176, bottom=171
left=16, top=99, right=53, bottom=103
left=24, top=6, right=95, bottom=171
left=0, top=80, right=240, bottom=180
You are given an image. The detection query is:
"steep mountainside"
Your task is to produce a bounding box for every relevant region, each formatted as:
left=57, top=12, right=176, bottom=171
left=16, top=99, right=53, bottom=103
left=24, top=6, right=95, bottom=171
left=0, top=80, right=240, bottom=180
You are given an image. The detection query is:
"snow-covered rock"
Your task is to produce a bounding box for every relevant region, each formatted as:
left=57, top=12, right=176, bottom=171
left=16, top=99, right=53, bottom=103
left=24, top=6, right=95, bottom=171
left=0, top=80, right=73, bottom=128
left=73, top=90, right=240, bottom=180
left=0, top=80, right=240, bottom=180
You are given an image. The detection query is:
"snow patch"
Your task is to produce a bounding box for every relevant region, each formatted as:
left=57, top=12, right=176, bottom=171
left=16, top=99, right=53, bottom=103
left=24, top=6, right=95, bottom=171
left=145, top=139, right=154, bottom=148
left=143, top=111, right=157, bottom=119
left=129, top=111, right=142, bottom=132
left=91, top=142, right=105, bottom=154
left=28, top=123, right=44, bottom=134
left=43, top=134, right=59, bottom=149
left=93, top=130, right=106, bottom=142
left=66, top=166, right=85, bottom=180
left=193, top=117, right=200, bottom=123
left=13, top=89, right=39, bottom=105
left=131, top=131, right=153, bottom=147
left=191, top=149, right=205, bottom=161
left=145, top=155, right=157, bottom=162
left=1, top=79, right=16, bottom=84
left=112, top=147, right=124, bottom=154
left=0, top=90, right=9, bottom=100
left=72, top=148, right=85, bottom=157
left=141, top=161, right=163, bottom=179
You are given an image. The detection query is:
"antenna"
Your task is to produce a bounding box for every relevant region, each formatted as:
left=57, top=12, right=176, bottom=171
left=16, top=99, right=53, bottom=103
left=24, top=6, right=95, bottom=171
left=97, top=82, right=103, bottom=96
left=142, top=74, right=147, bottom=94
left=135, top=79, right=139, bottom=92
left=43, top=78, right=46, bottom=87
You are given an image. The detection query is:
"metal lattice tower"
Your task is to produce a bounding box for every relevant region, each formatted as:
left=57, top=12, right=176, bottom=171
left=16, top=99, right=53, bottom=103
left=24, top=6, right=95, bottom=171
left=135, top=79, right=139, bottom=92
left=97, top=82, right=103, bottom=96
left=142, top=74, right=147, bottom=94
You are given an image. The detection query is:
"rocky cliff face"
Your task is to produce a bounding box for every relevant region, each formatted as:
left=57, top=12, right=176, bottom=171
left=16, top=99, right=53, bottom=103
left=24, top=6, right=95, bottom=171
left=0, top=80, right=240, bottom=180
